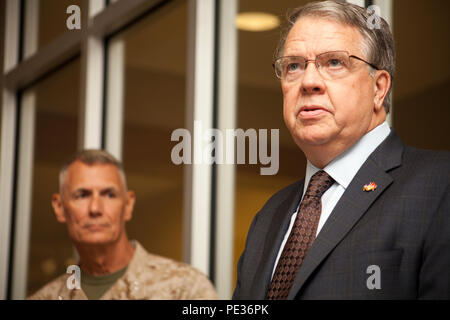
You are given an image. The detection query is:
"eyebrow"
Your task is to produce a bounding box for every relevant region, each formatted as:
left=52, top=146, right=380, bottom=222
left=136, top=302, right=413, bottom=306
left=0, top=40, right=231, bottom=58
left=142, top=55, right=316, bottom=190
left=100, top=187, right=119, bottom=194
left=71, top=186, right=119, bottom=194
left=71, top=188, right=91, bottom=194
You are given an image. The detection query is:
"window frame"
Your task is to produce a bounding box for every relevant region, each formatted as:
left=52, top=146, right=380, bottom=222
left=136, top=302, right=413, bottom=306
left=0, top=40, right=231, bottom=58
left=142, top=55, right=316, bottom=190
left=0, top=0, right=220, bottom=299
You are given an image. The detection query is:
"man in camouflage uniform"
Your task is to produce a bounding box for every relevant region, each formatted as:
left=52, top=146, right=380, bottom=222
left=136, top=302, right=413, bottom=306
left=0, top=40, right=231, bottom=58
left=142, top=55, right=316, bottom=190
left=28, top=150, right=217, bottom=300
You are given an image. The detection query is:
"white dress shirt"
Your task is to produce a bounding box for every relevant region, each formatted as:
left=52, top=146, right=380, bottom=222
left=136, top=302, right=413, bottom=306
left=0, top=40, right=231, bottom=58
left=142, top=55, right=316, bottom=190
left=271, top=121, right=391, bottom=279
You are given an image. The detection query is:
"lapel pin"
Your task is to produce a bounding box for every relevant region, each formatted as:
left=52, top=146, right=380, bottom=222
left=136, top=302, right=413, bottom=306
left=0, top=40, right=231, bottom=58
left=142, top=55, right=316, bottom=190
left=363, top=182, right=377, bottom=192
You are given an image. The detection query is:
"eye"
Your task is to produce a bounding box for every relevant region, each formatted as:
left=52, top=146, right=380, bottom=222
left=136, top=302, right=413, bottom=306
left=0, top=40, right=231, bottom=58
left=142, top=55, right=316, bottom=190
left=74, top=191, right=89, bottom=199
left=107, top=192, right=116, bottom=198
left=286, top=62, right=300, bottom=73
left=328, top=58, right=344, bottom=68
left=102, top=189, right=117, bottom=198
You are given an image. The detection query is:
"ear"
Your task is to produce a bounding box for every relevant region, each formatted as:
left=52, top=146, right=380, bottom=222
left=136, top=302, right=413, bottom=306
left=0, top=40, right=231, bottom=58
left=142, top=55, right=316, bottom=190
left=373, top=70, right=391, bottom=112
left=124, top=191, right=135, bottom=222
left=52, top=193, right=66, bottom=223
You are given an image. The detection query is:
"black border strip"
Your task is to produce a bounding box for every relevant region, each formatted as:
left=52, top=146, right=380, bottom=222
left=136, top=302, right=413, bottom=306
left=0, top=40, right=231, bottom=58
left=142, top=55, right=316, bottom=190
left=209, top=0, right=221, bottom=285
left=101, top=36, right=108, bottom=150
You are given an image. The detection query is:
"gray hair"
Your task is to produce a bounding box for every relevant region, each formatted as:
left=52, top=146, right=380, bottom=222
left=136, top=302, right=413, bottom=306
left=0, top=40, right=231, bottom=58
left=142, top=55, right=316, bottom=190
left=275, top=0, right=395, bottom=113
left=59, top=149, right=128, bottom=194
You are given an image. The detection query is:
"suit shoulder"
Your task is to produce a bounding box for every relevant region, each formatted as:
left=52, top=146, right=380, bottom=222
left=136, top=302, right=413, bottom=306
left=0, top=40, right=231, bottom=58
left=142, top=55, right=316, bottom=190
left=403, top=146, right=450, bottom=164
left=252, top=179, right=303, bottom=223
left=396, top=147, right=449, bottom=205
left=263, top=179, right=303, bottom=208
left=402, top=147, right=450, bottom=177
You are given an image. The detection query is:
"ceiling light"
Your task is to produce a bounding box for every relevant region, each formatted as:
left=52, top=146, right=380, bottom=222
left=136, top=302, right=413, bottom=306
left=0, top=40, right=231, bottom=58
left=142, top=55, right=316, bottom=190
left=236, top=12, right=280, bottom=32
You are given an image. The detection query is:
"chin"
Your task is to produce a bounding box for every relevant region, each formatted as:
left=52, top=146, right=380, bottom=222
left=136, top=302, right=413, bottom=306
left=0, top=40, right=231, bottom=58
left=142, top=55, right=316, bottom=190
left=80, top=234, right=116, bottom=245
left=294, top=128, right=333, bottom=147
left=290, top=118, right=335, bottom=142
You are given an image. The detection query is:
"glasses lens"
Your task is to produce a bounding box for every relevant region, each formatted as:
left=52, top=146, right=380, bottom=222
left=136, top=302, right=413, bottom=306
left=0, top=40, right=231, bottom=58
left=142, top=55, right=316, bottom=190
left=275, top=57, right=305, bottom=80
left=275, top=51, right=357, bottom=80
left=317, top=51, right=351, bottom=79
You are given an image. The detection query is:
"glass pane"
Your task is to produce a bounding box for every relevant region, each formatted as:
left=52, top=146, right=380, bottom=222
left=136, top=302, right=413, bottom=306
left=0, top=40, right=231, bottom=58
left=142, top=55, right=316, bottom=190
left=0, top=0, right=4, bottom=160
left=107, top=0, right=187, bottom=261
left=26, top=0, right=84, bottom=50
left=393, top=0, right=450, bottom=150
left=233, top=0, right=309, bottom=284
left=26, top=58, right=80, bottom=296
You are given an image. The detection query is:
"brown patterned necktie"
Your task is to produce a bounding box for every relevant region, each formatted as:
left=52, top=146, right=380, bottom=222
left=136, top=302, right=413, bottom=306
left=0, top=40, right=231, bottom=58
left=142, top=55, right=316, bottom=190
left=266, top=170, right=335, bottom=300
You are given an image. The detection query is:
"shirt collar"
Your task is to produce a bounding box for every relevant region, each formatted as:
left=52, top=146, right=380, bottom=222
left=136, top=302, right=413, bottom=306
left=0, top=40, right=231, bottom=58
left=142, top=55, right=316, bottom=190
left=304, top=121, right=391, bottom=192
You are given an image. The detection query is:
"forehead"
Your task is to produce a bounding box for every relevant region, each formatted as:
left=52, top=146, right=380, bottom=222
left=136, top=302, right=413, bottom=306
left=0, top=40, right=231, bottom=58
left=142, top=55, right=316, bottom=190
left=65, top=161, right=123, bottom=189
left=284, top=16, right=363, bottom=56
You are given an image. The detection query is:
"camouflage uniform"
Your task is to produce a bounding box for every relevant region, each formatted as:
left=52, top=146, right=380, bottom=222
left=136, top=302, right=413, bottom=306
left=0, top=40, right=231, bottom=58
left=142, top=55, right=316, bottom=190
left=28, top=241, right=218, bottom=300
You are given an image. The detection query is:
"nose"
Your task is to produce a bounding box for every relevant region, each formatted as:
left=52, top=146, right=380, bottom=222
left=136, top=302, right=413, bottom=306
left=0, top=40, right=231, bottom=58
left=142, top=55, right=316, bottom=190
left=88, top=194, right=103, bottom=217
left=300, top=61, right=326, bottom=95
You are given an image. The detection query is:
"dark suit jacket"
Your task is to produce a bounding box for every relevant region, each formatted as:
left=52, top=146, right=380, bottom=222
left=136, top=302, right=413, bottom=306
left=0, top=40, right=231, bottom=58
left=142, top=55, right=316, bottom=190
left=233, top=131, right=450, bottom=299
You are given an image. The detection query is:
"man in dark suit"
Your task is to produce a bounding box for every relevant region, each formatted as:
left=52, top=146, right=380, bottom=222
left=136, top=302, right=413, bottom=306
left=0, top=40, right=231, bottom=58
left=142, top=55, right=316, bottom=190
left=233, top=1, right=449, bottom=300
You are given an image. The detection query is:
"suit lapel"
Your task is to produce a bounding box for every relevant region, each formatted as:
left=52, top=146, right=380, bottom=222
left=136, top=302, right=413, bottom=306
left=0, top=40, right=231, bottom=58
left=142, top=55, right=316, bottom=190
left=287, top=131, right=404, bottom=299
left=250, top=181, right=304, bottom=299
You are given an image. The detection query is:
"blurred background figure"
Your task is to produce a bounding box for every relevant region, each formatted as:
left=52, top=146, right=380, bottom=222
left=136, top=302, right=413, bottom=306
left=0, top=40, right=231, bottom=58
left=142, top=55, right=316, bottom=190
left=28, top=150, right=218, bottom=300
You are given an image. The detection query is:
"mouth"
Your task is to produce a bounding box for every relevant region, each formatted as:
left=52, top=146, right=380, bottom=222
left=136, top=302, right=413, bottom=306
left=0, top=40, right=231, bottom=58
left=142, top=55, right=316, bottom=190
left=84, top=223, right=109, bottom=231
left=298, top=105, right=328, bottom=119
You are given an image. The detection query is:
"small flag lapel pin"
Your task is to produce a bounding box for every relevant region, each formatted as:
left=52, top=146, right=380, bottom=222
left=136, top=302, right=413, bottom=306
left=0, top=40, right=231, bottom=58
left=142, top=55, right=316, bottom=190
left=363, top=182, right=377, bottom=192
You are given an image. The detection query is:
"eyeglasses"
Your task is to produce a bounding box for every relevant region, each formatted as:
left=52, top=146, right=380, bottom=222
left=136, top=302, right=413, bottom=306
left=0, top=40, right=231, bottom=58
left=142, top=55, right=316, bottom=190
left=273, top=50, right=379, bottom=81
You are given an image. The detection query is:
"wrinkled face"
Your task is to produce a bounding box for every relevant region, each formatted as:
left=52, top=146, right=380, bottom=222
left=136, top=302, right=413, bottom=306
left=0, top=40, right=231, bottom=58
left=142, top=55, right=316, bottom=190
left=53, top=161, right=134, bottom=245
left=282, top=17, right=381, bottom=153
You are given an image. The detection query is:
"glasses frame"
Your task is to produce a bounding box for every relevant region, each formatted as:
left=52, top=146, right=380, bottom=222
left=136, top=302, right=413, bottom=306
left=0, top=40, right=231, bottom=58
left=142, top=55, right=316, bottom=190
left=272, top=50, right=380, bottom=80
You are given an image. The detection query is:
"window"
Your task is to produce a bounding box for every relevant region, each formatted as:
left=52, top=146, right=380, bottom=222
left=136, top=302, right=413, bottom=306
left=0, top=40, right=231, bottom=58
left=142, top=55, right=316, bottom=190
left=0, top=0, right=4, bottom=167
left=25, top=58, right=81, bottom=296
left=33, top=0, right=85, bottom=50
left=393, top=0, right=450, bottom=150
left=106, top=0, right=187, bottom=260
left=233, top=0, right=309, bottom=286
